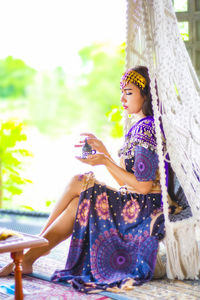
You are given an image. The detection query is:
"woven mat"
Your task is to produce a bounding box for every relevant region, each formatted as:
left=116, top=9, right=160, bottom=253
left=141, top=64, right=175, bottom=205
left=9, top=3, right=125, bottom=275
left=0, top=276, right=110, bottom=300
left=0, top=239, right=200, bottom=300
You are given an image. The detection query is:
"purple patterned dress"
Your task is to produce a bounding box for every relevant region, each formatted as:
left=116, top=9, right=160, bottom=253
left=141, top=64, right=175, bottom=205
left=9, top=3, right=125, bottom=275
left=51, top=116, right=165, bottom=293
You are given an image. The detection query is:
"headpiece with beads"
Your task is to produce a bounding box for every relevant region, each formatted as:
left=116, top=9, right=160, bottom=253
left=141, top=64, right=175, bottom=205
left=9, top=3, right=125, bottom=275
left=120, top=69, right=147, bottom=90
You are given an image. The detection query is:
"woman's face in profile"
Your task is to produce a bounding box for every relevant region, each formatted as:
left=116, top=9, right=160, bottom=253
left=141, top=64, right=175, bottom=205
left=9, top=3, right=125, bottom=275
left=121, top=83, right=145, bottom=115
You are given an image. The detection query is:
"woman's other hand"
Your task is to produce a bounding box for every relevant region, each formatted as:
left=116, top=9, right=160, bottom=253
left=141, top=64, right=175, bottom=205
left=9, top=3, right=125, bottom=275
left=74, top=133, right=110, bottom=156
left=75, top=153, right=107, bottom=166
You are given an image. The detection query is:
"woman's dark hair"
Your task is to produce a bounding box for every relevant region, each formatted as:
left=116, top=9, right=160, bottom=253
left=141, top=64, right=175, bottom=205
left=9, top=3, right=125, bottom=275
left=131, top=66, right=153, bottom=116
left=131, top=68, right=191, bottom=216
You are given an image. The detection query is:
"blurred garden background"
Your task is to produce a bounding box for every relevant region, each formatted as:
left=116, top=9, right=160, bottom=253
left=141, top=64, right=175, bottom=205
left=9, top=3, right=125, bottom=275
left=0, top=0, right=190, bottom=212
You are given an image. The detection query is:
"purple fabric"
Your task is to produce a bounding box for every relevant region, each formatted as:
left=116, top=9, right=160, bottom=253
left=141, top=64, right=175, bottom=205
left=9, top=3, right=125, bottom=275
left=126, top=116, right=157, bottom=151
left=134, top=146, right=158, bottom=181
left=51, top=188, right=163, bottom=292
left=51, top=116, right=165, bottom=293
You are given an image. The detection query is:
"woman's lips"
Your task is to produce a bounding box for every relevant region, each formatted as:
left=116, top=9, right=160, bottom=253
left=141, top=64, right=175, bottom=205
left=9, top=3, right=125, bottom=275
left=123, top=105, right=128, bottom=109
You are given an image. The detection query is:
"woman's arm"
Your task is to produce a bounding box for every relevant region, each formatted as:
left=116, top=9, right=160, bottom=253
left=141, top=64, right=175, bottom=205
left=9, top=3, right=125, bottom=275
left=104, top=156, right=153, bottom=194
left=75, top=133, right=124, bottom=186
left=103, top=153, right=125, bottom=187
left=76, top=153, right=153, bottom=194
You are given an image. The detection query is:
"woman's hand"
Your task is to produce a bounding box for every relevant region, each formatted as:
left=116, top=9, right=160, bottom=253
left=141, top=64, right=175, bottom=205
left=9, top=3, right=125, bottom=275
left=75, top=133, right=124, bottom=186
left=74, top=133, right=110, bottom=156
left=75, top=153, right=107, bottom=166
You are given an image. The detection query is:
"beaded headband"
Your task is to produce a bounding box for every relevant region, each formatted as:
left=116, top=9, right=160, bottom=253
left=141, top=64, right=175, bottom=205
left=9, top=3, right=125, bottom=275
left=120, top=69, right=147, bottom=90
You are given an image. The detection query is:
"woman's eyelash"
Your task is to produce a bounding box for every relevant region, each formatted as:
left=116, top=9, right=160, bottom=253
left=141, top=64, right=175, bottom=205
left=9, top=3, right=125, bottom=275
left=126, top=92, right=132, bottom=95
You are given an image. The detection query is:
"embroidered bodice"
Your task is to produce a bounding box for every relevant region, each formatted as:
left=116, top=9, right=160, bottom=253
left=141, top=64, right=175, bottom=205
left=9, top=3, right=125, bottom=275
left=119, top=116, right=161, bottom=185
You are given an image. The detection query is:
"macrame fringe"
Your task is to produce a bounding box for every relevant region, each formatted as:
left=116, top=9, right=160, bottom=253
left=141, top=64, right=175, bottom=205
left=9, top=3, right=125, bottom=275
left=165, top=219, right=200, bottom=280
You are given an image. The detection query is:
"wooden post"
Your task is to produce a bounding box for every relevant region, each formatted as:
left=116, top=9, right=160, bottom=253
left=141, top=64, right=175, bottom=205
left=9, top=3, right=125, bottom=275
left=11, top=251, right=24, bottom=300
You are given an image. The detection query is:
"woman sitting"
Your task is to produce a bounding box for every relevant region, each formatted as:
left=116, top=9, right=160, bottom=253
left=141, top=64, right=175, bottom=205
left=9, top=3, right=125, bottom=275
left=0, top=66, right=166, bottom=293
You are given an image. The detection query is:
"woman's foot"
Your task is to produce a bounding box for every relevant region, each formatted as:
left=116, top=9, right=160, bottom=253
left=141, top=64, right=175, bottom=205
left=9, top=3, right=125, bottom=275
left=0, top=259, right=33, bottom=277
left=0, top=262, right=14, bottom=276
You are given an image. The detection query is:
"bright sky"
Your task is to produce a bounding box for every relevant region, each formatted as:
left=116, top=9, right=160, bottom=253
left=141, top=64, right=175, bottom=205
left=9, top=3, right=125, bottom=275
left=0, top=0, right=126, bottom=72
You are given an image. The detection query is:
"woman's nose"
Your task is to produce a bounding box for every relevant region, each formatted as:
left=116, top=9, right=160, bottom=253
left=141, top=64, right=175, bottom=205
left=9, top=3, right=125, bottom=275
left=121, top=94, right=126, bottom=103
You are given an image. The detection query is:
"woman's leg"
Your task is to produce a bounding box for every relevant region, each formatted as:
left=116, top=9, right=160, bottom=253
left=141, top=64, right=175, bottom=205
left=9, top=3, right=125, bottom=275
left=0, top=196, right=79, bottom=276
left=40, top=174, right=86, bottom=235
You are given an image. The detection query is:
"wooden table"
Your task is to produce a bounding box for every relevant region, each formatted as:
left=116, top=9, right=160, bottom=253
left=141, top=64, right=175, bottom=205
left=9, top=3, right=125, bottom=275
left=0, top=232, right=48, bottom=300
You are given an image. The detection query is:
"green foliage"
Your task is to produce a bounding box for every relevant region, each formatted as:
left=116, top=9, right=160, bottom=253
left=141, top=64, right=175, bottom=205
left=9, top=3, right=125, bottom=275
left=0, top=56, right=35, bottom=99
left=0, top=120, right=33, bottom=208
left=78, top=42, right=125, bottom=136
left=178, top=22, right=189, bottom=41
left=0, top=43, right=126, bottom=210
left=180, top=32, right=189, bottom=41
left=25, top=43, right=125, bottom=138
left=27, top=67, right=81, bottom=136
left=106, top=105, right=123, bottom=138
left=20, top=205, right=35, bottom=211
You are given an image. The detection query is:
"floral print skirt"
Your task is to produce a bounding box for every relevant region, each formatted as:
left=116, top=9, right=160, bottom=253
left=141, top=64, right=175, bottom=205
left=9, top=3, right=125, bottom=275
left=51, top=172, right=165, bottom=293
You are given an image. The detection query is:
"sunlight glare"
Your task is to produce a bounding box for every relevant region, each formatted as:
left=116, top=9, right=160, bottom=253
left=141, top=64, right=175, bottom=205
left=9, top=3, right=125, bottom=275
left=0, top=0, right=126, bottom=72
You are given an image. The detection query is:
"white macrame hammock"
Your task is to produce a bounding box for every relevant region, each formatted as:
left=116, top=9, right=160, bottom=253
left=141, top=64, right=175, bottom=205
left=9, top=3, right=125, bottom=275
left=125, top=0, right=200, bottom=279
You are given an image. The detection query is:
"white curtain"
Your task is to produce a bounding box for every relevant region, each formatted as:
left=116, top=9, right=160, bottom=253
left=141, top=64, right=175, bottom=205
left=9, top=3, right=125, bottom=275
left=125, top=0, right=200, bottom=279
